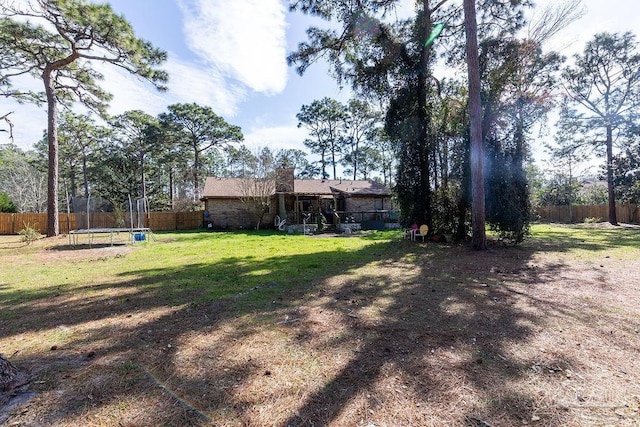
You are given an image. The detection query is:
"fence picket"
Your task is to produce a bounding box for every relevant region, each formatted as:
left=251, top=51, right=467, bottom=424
left=0, top=211, right=204, bottom=235
left=535, top=204, right=639, bottom=223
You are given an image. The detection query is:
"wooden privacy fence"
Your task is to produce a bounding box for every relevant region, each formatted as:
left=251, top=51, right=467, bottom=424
left=0, top=211, right=204, bottom=235
left=4, top=205, right=637, bottom=234
left=535, top=204, right=639, bottom=224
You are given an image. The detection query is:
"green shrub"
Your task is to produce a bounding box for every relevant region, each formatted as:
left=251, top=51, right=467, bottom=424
left=18, top=223, right=43, bottom=245
left=0, top=192, right=16, bottom=213
left=584, top=216, right=602, bottom=224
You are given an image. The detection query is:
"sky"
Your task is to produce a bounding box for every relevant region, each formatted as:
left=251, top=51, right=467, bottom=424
left=1, top=0, right=639, bottom=172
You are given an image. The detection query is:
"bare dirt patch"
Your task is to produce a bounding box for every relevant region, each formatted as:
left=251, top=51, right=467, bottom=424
left=43, top=244, right=133, bottom=262
left=0, top=234, right=133, bottom=263
left=1, top=231, right=639, bottom=426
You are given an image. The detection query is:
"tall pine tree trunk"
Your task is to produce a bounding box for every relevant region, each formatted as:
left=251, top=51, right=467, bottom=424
left=353, top=140, right=358, bottom=180
left=43, top=68, right=59, bottom=237
left=169, top=167, right=175, bottom=210
left=606, top=125, right=618, bottom=225
left=193, top=141, right=200, bottom=202
left=463, top=0, right=486, bottom=249
left=417, top=0, right=433, bottom=229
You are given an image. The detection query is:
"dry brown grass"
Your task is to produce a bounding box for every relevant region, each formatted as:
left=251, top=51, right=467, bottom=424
left=1, top=226, right=639, bottom=426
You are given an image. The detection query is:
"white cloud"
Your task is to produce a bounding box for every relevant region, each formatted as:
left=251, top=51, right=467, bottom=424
left=243, top=123, right=309, bottom=152
left=98, top=65, right=169, bottom=116
left=178, top=0, right=288, bottom=95
left=102, top=0, right=292, bottom=119
left=100, top=54, right=244, bottom=118
left=162, top=57, right=245, bottom=117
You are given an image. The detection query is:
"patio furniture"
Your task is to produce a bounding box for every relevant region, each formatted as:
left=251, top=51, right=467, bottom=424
left=413, top=224, right=429, bottom=242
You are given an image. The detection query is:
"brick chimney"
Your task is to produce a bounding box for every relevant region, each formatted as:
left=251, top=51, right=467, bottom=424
left=275, top=167, right=294, bottom=193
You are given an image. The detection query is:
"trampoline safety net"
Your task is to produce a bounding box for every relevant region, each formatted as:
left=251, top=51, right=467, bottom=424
left=71, top=196, right=149, bottom=231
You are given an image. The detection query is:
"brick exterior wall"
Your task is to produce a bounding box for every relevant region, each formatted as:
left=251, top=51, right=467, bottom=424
left=205, top=199, right=276, bottom=229
left=345, top=196, right=393, bottom=221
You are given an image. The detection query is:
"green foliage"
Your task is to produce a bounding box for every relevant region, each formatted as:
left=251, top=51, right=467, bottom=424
left=485, top=148, right=530, bottom=244
left=159, top=103, right=243, bottom=199
left=576, top=183, right=608, bottom=205
left=112, top=204, right=126, bottom=227
left=18, top=223, right=43, bottom=245
left=431, top=185, right=463, bottom=235
left=106, top=110, right=165, bottom=202
left=32, top=111, right=110, bottom=200
left=612, top=141, right=640, bottom=205
left=297, top=97, right=348, bottom=180
left=531, top=174, right=609, bottom=208
left=0, top=192, right=16, bottom=212
left=0, top=1, right=168, bottom=112
left=343, top=146, right=382, bottom=180
left=535, top=173, right=581, bottom=206
left=476, top=35, right=563, bottom=244
left=315, top=212, right=327, bottom=232
left=341, top=99, right=383, bottom=181
left=275, top=149, right=318, bottom=178
left=583, top=216, right=602, bottom=224
left=386, top=86, right=432, bottom=227
left=526, top=163, right=546, bottom=207
left=290, top=0, right=541, bottom=245
left=224, top=145, right=258, bottom=178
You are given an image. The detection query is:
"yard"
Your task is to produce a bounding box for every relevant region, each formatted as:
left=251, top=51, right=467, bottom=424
left=1, top=224, right=639, bottom=426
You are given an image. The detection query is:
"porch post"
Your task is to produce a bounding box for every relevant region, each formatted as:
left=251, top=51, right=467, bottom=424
left=278, top=194, right=286, bottom=218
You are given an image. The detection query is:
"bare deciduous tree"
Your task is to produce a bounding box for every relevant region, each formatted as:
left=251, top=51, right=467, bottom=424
left=238, top=177, right=275, bottom=230
left=237, top=147, right=276, bottom=230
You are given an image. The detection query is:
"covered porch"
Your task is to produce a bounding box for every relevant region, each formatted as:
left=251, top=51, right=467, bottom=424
left=274, top=192, right=399, bottom=233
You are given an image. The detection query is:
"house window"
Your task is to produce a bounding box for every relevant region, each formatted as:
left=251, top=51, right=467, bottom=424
left=374, top=198, right=383, bottom=210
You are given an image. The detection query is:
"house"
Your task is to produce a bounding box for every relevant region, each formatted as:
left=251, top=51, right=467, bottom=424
left=201, top=168, right=395, bottom=231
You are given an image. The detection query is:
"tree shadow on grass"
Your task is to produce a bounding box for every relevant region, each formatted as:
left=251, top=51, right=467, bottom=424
left=275, top=244, right=578, bottom=426
left=0, top=235, right=410, bottom=424
left=0, top=233, right=598, bottom=426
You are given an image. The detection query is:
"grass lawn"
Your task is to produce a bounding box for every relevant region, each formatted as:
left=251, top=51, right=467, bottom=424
left=1, top=224, right=639, bottom=426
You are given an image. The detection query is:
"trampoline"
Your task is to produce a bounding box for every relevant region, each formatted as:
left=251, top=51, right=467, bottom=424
left=68, top=195, right=154, bottom=246
left=69, top=227, right=152, bottom=246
